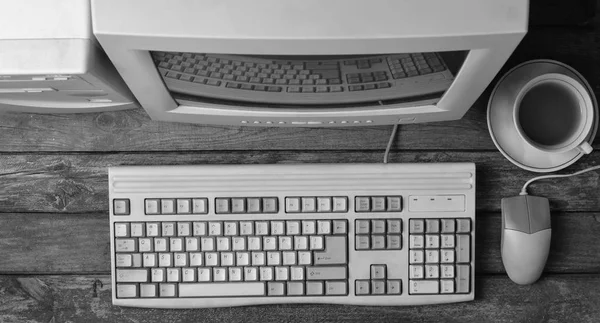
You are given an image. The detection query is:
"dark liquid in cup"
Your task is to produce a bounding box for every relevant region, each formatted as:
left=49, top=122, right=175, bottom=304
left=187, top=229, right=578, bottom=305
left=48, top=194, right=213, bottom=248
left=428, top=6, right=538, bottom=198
left=518, top=82, right=582, bottom=147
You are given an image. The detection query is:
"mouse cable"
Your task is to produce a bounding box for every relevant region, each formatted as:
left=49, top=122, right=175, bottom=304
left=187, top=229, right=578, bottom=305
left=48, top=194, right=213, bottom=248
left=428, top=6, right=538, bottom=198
left=520, top=165, right=600, bottom=195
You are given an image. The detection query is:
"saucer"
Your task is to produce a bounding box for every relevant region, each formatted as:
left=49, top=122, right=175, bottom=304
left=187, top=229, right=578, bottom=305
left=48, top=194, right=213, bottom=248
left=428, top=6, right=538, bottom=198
left=487, top=60, right=598, bottom=173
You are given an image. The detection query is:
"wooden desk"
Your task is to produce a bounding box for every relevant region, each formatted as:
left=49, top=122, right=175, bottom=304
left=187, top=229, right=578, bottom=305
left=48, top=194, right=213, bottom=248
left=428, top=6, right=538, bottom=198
left=1, top=19, right=600, bottom=323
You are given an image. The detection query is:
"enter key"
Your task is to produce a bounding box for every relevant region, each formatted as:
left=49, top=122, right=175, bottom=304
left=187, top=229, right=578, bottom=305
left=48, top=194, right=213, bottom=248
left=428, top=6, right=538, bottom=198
left=314, top=236, right=347, bottom=265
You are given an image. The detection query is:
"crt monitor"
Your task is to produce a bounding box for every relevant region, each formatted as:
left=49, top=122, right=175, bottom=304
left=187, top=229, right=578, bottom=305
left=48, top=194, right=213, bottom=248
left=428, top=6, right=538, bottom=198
left=91, top=0, right=528, bottom=127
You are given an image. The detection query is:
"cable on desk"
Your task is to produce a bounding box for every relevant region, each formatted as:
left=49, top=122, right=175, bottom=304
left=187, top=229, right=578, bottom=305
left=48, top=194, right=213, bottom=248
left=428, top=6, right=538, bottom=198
left=520, top=165, right=600, bottom=195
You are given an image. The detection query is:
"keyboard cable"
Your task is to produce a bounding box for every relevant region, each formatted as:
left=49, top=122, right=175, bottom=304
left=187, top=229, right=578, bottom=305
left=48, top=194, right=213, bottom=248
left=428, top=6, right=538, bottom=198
left=382, top=101, right=400, bottom=164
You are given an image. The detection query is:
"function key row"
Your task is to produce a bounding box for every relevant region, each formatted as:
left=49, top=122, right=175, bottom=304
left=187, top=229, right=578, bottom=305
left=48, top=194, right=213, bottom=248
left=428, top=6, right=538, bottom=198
left=285, top=197, right=348, bottom=213
left=145, top=198, right=208, bottom=215
left=215, top=197, right=278, bottom=214
left=355, top=196, right=402, bottom=212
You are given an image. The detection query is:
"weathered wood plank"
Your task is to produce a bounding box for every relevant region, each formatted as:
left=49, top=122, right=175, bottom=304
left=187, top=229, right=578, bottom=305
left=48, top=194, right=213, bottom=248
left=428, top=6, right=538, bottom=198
left=1, top=274, right=599, bottom=323
left=1, top=152, right=600, bottom=213
left=0, top=26, right=597, bottom=154
left=1, top=212, right=598, bottom=274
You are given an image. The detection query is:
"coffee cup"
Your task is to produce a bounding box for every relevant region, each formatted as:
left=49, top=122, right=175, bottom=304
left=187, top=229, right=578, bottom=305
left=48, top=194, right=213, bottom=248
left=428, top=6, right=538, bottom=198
left=513, top=73, right=594, bottom=155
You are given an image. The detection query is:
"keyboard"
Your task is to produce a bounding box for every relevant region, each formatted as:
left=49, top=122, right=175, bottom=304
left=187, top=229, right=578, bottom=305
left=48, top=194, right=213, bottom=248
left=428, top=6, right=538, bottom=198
left=151, top=52, right=454, bottom=105
left=109, top=163, right=475, bottom=308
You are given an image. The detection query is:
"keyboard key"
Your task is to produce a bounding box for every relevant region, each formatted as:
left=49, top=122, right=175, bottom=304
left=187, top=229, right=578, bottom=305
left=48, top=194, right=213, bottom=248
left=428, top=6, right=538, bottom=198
left=426, top=250, right=439, bottom=263
left=260, top=267, right=273, bottom=281
left=355, top=280, right=370, bottom=295
left=409, top=280, right=439, bottom=294
left=275, top=266, right=289, bottom=281
left=410, top=250, right=424, bottom=264
left=162, top=223, right=175, bottom=237
left=355, top=220, right=370, bottom=234
left=306, top=282, right=324, bottom=295
left=116, top=269, right=148, bottom=282
left=198, top=268, right=211, bottom=281
left=441, top=279, right=455, bottom=294
left=306, top=266, right=346, bottom=280
left=387, top=219, right=402, bottom=234
left=232, top=237, right=246, bottom=251
left=231, top=198, right=246, bottom=213
left=240, top=222, right=254, bottom=235
left=371, top=235, right=385, bottom=249
left=115, top=239, right=136, bottom=252
left=159, top=283, right=177, bottom=297
left=115, top=223, right=129, bottom=237
left=298, top=251, right=312, bottom=265
left=314, top=236, right=347, bottom=265
left=387, top=235, right=401, bottom=250
left=224, top=222, right=238, bottom=236
left=355, top=197, right=370, bottom=212
left=325, top=281, right=347, bottom=295
left=205, top=252, right=218, bottom=266
left=145, top=199, right=160, bottom=215
left=161, top=199, right=175, bottom=214
left=371, top=280, right=385, bottom=294
left=268, top=282, right=285, bottom=296
left=179, top=283, right=265, bottom=297
left=441, top=264, right=455, bottom=278
left=355, top=235, right=370, bottom=250
left=201, top=237, right=215, bottom=251
left=267, top=252, right=281, bottom=265
left=441, top=219, right=456, bottom=233
left=192, top=199, right=208, bottom=214
left=294, top=236, right=308, bottom=250
left=213, top=267, right=227, bottom=281
left=409, top=219, right=425, bottom=233
left=154, top=238, right=168, bottom=252
left=262, top=197, right=278, bottom=213
left=387, top=280, right=401, bottom=295
left=182, top=268, right=196, bottom=282
left=332, top=220, right=347, bottom=234
left=176, top=199, right=191, bottom=214
left=310, top=236, right=324, bottom=250
left=456, top=235, right=470, bottom=263
left=426, top=219, right=440, bottom=233
left=140, top=284, right=157, bottom=297
left=331, top=197, right=348, bottom=213
left=317, top=221, right=331, bottom=235
left=116, top=284, right=138, bottom=298
left=159, top=253, right=172, bottom=267
left=302, top=221, right=316, bottom=235
left=457, top=219, right=471, bottom=233
left=263, top=236, right=277, bottom=250
left=286, top=197, right=301, bottom=213
left=286, top=221, right=301, bottom=235
left=177, top=222, right=191, bottom=236
left=190, top=252, right=203, bottom=266
left=215, top=198, right=231, bottom=214
left=441, top=234, right=455, bottom=248
left=426, top=235, right=440, bottom=248
left=279, top=236, right=292, bottom=250
left=244, top=267, right=258, bottom=281
left=116, top=254, right=132, bottom=267
left=151, top=268, right=165, bottom=282
left=217, top=237, right=230, bottom=251
left=236, top=252, right=250, bottom=266
left=208, top=222, right=222, bottom=236
left=456, top=265, right=470, bottom=293
left=282, top=251, right=296, bottom=265
left=170, top=238, right=183, bottom=252
left=316, top=197, right=332, bottom=212
left=287, top=282, right=304, bottom=295
left=167, top=268, right=181, bottom=282
left=371, top=265, right=386, bottom=280
left=193, top=222, right=207, bottom=236
left=409, top=265, right=424, bottom=279
left=425, top=265, right=439, bottom=278
left=247, top=198, right=261, bottom=213
left=271, top=221, right=285, bottom=235
left=248, top=237, right=262, bottom=250
left=113, top=199, right=130, bottom=215
left=130, top=223, right=145, bottom=237
left=371, top=220, right=385, bottom=234
left=371, top=197, right=386, bottom=211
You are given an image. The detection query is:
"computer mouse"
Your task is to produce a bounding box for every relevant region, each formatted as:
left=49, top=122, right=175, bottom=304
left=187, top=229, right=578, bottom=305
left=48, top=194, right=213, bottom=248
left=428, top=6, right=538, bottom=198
left=501, top=195, right=552, bottom=285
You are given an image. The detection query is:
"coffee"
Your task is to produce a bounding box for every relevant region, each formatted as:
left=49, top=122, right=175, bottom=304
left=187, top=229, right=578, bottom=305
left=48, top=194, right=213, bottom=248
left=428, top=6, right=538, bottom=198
left=518, top=81, right=582, bottom=148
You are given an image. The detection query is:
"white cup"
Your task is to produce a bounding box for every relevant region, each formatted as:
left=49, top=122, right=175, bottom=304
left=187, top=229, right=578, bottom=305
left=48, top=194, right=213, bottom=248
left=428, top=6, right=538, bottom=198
left=513, top=73, right=594, bottom=155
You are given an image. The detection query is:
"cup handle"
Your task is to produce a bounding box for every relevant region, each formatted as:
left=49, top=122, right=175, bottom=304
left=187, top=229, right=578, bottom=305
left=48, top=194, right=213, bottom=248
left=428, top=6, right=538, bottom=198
left=577, top=142, right=593, bottom=154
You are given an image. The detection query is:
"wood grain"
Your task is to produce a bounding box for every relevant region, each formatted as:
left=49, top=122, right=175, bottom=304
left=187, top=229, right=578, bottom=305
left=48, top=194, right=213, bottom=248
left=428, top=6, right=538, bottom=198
left=1, top=152, right=600, bottom=213
left=1, top=274, right=599, bottom=323
left=1, top=212, right=599, bottom=274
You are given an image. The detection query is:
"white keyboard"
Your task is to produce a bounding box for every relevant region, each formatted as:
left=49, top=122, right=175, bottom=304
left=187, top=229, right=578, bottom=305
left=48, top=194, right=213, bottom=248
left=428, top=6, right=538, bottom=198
left=109, top=163, right=475, bottom=308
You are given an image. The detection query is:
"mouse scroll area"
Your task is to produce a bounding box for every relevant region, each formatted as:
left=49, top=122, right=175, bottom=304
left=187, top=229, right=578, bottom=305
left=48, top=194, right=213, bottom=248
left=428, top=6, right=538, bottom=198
left=501, top=229, right=551, bottom=285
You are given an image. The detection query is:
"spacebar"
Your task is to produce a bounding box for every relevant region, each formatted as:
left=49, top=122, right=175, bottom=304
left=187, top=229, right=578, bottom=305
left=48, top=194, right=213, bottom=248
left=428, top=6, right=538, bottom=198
left=179, top=283, right=265, bottom=297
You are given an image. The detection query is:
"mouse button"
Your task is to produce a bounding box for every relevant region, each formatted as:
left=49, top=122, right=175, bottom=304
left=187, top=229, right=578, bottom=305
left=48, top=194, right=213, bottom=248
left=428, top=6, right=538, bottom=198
left=527, top=196, right=551, bottom=233
left=501, top=196, right=530, bottom=233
